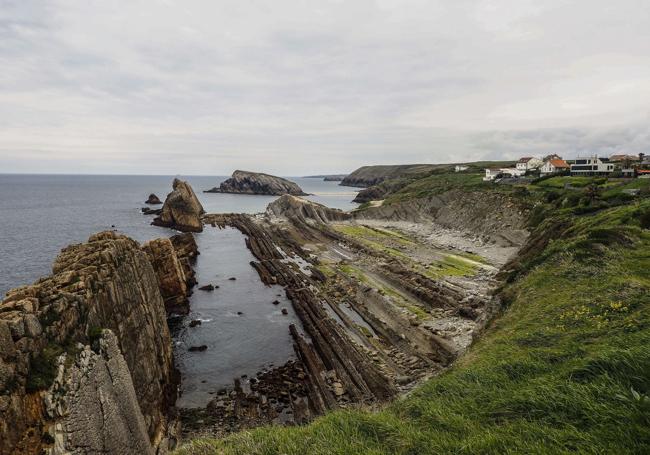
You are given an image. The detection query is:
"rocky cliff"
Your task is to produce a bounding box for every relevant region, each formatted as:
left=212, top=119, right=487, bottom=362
left=205, top=170, right=307, bottom=196
left=355, top=189, right=529, bottom=247
left=153, top=179, right=205, bottom=232
left=266, top=195, right=351, bottom=223
left=340, top=164, right=448, bottom=188
left=0, top=231, right=183, bottom=454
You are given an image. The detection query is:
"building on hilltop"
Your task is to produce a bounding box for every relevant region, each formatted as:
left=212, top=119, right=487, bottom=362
left=540, top=159, right=570, bottom=176
left=516, top=157, right=543, bottom=171
left=570, top=156, right=615, bottom=176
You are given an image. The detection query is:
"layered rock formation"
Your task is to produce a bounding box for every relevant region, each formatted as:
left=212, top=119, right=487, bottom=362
left=340, top=164, right=449, bottom=188
left=142, top=233, right=197, bottom=315
left=153, top=179, right=205, bottom=232
left=205, top=170, right=307, bottom=196
left=355, top=189, right=529, bottom=247
left=266, top=195, right=351, bottom=223
left=0, top=232, right=180, bottom=454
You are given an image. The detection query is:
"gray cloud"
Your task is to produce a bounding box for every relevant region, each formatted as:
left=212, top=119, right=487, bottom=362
left=0, top=0, right=649, bottom=175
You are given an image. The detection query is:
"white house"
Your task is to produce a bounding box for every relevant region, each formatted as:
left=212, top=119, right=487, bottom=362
left=540, top=159, right=570, bottom=176
left=483, top=168, right=502, bottom=181
left=516, top=157, right=544, bottom=171
left=455, top=165, right=469, bottom=172
left=570, top=156, right=615, bottom=176
left=483, top=167, right=526, bottom=181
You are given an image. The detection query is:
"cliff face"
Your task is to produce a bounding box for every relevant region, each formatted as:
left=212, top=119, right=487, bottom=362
left=0, top=231, right=180, bottom=454
left=266, top=195, right=351, bottom=224
left=340, top=164, right=447, bottom=188
left=153, top=179, right=205, bottom=232
left=356, top=190, right=529, bottom=247
left=205, top=170, right=307, bottom=196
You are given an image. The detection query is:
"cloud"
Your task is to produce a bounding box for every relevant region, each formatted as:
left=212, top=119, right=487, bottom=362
left=0, top=0, right=649, bottom=175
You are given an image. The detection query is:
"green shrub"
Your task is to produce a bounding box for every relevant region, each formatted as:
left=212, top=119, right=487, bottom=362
left=26, top=345, right=64, bottom=392
left=640, top=209, right=650, bottom=229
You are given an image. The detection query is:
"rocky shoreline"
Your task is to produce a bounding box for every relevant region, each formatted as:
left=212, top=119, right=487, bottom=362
left=1, top=182, right=529, bottom=452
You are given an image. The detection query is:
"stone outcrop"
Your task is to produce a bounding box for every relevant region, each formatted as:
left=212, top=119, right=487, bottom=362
left=153, top=179, right=205, bottom=232
left=205, top=170, right=307, bottom=196
left=146, top=194, right=162, bottom=205
left=340, top=164, right=448, bottom=188
left=170, top=233, right=199, bottom=290
left=266, top=195, right=351, bottom=223
left=0, top=231, right=178, bottom=455
left=143, top=238, right=190, bottom=315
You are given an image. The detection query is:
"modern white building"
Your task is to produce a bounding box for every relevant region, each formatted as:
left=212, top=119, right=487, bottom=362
left=483, top=167, right=526, bottom=181
left=455, top=165, right=469, bottom=172
left=516, top=157, right=544, bottom=171
left=570, top=156, right=615, bottom=176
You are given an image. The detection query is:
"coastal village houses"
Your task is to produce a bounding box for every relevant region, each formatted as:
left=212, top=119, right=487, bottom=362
left=570, top=156, right=615, bottom=176
left=516, top=157, right=543, bottom=171
left=540, top=158, right=570, bottom=175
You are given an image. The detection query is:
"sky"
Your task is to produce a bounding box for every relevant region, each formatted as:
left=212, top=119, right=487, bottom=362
left=1, top=0, right=649, bottom=176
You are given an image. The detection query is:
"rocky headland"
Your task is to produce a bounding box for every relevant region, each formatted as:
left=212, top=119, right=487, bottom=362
left=153, top=179, right=205, bottom=233
left=204, top=170, right=307, bottom=196
left=266, top=195, right=351, bottom=224
left=0, top=230, right=198, bottom=454
left=340, top=164, right=448, bottom=188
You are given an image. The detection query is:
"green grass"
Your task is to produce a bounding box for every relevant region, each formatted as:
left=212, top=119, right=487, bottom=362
left=177, top=198, right=650, bottom=455
left=426, top=254, right=478, bottom=278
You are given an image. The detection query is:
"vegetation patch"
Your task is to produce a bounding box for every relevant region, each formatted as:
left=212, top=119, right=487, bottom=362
left=26, top=344, right=64, bottom=392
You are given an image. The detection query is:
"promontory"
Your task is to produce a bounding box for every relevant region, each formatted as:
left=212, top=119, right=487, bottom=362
left=204, top=170, right=307, bottom=196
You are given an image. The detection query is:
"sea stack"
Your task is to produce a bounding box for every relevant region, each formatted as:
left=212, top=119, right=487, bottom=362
left=204, top=170, right=307, bottom=196
left=145, top=194, right=162, bottom=204
left=153, top=178, right=205, bottom=232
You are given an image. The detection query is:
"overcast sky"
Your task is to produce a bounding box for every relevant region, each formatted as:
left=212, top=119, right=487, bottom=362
left=1, top=0, right=649, bottom=175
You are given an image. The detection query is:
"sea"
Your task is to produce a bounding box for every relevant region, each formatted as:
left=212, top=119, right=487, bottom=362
left=0, top=174, right=358, bottom=407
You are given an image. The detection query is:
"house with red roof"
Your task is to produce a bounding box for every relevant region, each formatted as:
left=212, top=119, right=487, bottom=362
left=540, top=158, right=570, bottom=176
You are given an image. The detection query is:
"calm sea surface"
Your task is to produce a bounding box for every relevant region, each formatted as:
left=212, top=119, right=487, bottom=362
left=0, top=174, right=357, bottom=297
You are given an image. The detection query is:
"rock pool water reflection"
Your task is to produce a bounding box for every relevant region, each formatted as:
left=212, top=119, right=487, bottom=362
left=174, top=226, right=301, bottom=408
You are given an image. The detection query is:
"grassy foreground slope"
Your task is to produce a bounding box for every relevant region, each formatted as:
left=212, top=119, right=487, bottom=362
left=179, top=180, right=650, bottom=454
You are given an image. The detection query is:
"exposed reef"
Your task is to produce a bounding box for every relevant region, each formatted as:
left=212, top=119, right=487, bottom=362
left=153, top=179, right=205, bottom=233
left=204, top=170, right=307, bottom=196
left=186, top=188, right=528, bottom=438
left=0, top=231, right=197, bottom=454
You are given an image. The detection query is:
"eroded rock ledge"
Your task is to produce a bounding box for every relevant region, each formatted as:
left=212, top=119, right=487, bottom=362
left=0, top=230, right=197, bottom=454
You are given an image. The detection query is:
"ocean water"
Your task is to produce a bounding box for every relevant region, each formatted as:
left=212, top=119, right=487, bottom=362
left=0, top=174, right=358, bottom=297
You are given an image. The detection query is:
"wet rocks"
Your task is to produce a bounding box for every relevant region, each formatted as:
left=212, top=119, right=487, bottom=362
left=228, top=277, right=237, bottom=281
left=266, top=194, right=351, bottom=223
left=189, top=345, right=208, bottom=352
left=281, top=308, right=288, bottom=315
left=205, top=170, right=307, bottom=196
left=142, top=207, right=162, bottom=215
left=272, top=300, right=280, bottom=305
left=189, top=320, right=202, bottom=328
left=146, top=193, right=163, bottom=205
left=143, top=237, right=191, bottom=315
left=199, top=284, right=215, bottom=291
left=153, top=178, right=205, bottom=232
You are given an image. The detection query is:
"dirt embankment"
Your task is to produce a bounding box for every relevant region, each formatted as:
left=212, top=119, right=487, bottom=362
left=355, top=189, right=530, bottom=248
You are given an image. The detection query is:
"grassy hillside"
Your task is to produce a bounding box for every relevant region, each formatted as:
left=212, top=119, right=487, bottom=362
left=178, top=175, right=650, bottom=455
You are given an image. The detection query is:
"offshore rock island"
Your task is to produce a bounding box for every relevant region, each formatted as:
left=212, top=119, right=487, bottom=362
left=204, top=170, right=308, bottom=196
